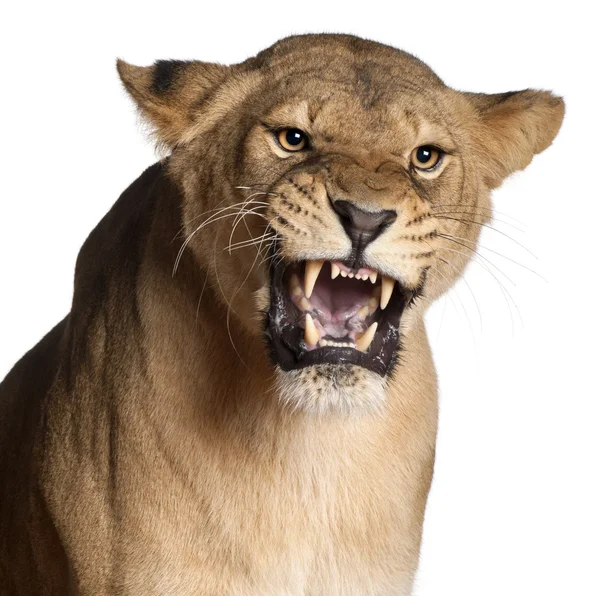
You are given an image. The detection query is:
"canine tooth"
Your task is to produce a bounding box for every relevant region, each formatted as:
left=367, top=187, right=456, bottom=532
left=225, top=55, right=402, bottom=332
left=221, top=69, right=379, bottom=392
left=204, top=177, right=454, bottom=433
left=300, top=297, right=312, bottom=311
left=290, top=273, right=303, bottom=297
left=304, top=260, right=324, bottom=299
left=380, top=276, right=395, bottom=310
left=356, top=322, right=378, bottom=352
left=331, top=263, right=341, bottom=280
left=340, top=270, right=348, bottom=278
left=305, top=314, right=319, bottom=346
left=369, top=272, right=378, bottom=284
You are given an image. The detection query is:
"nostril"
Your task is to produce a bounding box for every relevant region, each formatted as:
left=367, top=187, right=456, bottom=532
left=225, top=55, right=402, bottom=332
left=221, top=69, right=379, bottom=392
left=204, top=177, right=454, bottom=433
left=379, top=210, right=398, bottom=229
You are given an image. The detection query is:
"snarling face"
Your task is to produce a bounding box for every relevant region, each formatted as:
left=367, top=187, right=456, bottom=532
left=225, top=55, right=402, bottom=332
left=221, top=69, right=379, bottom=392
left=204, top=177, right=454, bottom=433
left=119, top=34, right=564, bottom=412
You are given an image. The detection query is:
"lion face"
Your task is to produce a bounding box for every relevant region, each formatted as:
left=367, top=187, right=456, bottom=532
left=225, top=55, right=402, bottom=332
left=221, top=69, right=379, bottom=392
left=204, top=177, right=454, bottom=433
left=118, top=34, right=564, bottom=413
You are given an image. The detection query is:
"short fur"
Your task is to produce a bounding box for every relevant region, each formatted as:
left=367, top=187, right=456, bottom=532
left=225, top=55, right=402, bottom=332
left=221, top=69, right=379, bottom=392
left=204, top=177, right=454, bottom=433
left=0, top=34, right=563, bottom=594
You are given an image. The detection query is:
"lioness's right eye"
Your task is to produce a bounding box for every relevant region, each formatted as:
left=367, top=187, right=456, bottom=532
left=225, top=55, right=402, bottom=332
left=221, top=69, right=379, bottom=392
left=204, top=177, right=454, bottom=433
left=276, top=128, right=309, bottom=152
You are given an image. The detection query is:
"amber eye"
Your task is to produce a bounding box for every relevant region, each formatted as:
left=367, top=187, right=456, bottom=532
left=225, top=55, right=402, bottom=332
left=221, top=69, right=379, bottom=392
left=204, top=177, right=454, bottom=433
left=277, top=128, right=308, bottom=152
left=410, top=145, right=442, bottom=171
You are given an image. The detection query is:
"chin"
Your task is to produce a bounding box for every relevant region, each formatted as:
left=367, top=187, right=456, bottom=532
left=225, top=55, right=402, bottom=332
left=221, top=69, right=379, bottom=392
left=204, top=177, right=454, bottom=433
left=275, top=364, right=388, bottom=415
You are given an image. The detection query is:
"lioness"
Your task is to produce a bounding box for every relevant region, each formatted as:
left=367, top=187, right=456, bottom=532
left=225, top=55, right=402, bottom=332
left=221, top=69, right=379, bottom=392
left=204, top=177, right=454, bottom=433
left=0, top=34, right=563, bottom=595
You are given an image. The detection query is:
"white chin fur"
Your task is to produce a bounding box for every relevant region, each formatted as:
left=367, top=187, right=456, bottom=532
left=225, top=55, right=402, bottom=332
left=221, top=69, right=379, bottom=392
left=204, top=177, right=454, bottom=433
left=275, top=364, right=387, bottom=415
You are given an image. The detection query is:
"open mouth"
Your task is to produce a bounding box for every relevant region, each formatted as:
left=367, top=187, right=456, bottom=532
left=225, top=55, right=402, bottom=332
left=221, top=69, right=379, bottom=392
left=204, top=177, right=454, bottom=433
left=265, top=257, right=417, bottom=376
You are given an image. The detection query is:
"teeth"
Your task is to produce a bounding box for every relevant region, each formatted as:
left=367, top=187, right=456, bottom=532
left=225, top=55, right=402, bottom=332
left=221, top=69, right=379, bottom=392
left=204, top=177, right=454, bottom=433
left=380, top=276, right=395, bottom=310
left=369, top=272, right=378, bottom=284
left=318, top=339, right=353, bottom=348
left=340, top=270, right=348, bottom=278
left=304, top=260, right=324, bottom=298
left=300, top=297, right=312, bottom=311
left=290, top=273, right=303, bottom=297
left=304, top=314, right=320, bottom=346
left=348, top=272, right=354, bottom=278
left=358, top=305, right=370, bottom=319
left=368, top=296, right=379, bottom=310
left=331, top=263, right=341, bottom=280
left=356, top=322, right=378, bottom=352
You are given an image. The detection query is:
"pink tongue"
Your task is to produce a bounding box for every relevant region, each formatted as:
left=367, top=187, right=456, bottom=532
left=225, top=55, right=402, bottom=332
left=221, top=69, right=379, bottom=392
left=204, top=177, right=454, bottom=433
left=309, top=276, right=372, bottom=331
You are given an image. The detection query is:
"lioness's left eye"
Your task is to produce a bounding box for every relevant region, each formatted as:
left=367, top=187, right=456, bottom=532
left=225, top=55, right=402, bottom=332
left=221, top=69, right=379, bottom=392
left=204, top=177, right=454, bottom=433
left=410, top=145, right=443, bottom=171
left=277, top=128, right=309, bottom=152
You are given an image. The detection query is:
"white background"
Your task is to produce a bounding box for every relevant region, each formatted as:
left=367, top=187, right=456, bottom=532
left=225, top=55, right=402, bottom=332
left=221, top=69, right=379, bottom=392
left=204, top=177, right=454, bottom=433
left=1, top=1, right=598, bottom=594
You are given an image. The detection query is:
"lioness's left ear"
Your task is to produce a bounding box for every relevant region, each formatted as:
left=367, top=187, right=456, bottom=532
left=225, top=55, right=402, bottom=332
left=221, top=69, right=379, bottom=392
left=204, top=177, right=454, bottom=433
left=464, top=89, right=565, bottom=189
left=117, top=59, right=228, bottom=147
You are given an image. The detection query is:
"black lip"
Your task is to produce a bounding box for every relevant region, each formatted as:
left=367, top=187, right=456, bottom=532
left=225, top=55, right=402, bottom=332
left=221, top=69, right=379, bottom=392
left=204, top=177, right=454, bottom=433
left=264, top=250, right=424, bottom=377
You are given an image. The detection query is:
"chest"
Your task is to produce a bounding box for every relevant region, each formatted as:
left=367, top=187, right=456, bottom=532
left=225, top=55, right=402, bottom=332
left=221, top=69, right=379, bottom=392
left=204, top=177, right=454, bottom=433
left=114, top=440, right=429, bottom=595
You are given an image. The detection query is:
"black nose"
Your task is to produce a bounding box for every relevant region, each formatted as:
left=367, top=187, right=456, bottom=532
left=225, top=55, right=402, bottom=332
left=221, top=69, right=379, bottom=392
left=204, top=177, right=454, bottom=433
left=331, top=199, right=397, bottom=252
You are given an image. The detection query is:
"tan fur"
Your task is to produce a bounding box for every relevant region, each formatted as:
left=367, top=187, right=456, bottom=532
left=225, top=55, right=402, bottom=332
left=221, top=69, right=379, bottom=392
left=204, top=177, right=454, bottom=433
left=0, top=34, right=563, bottom=594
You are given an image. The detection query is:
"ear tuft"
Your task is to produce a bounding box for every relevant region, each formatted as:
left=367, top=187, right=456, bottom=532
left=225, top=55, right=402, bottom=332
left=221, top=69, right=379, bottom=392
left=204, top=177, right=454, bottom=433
left=116, top=59, right=154, bottom=104
left=116, top=58, right=228, bottom=148
left=465, top=89, right=565, bottom=188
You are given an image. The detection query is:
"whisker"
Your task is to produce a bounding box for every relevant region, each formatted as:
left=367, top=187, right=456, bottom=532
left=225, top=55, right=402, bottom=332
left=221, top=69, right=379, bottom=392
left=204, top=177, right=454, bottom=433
left=430, top=261, right=478, bottom=346
left=173, top=200, right=271, bottom=241
left=431, top=203, right=526, bottom=227
left=435, top=243, right=522, bottom=332
left=434, top=253, right=483, bottom=332
left=435, top=239, right=516, bottom=287
left=433, top=211, right=525, bottom=233
left=226, top=231, right=279, bottom=253
left=438, top=227, right=537, bottom=260
left=211, top=231, right=249, bottom=369
left=224, top=221, right=279, bottom=369
left=437, top=232, right=544, bottom=281
left=173, top=209, right=270, bottom=276
left=432, top=213, right=524, bottom=234
left=228, top=200, right=271, bottom=254
left=195, top=272, right=209, bottom=325
left=435, top=294, right=449, bottom=344
left=235, top=185, right=279, bottom=197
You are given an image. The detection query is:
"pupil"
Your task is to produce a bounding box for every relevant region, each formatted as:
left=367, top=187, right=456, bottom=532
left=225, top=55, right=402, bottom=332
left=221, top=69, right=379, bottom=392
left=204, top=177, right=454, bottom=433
left=286, top=130, right=302, bottom=145
left=418, top=147, right=431, bottom=163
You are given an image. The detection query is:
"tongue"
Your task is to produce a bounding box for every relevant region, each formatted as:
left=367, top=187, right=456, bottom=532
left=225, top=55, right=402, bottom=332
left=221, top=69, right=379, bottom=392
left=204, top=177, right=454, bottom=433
left=309, top=276, right=375, bottom=336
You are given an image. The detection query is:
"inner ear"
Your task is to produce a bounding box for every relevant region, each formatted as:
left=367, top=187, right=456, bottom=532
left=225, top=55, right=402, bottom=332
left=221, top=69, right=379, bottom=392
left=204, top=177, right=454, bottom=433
left=117, top=59, right=228, bottom=148
left=464, top=89, right=565, bottom=188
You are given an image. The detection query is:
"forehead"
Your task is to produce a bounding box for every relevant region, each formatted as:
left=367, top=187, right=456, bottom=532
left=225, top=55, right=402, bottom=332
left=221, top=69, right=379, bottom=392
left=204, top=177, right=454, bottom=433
left=261, top=74, right=456, bottom=152
left=251, top=33, right=444, bottom=88
left=248, top=35, right=454, bottom=150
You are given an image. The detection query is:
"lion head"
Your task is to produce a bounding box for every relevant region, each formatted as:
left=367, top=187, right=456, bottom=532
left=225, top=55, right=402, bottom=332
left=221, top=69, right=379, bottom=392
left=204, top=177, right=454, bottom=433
left=118, top=34, right=563, bottom=413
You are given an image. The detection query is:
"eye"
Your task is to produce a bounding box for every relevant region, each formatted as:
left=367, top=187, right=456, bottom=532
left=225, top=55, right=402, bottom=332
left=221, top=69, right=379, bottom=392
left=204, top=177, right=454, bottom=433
left=277, top=128, right=309, bottom=152
left=410, top=145, right=443, bottom=171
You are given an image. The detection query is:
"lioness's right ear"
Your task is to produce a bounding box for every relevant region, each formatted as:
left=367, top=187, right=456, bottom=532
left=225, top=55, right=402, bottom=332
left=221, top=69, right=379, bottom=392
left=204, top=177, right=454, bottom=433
left=117, top=59, right=228, bottom=148
left=464, top=89, right=565, bottom=189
